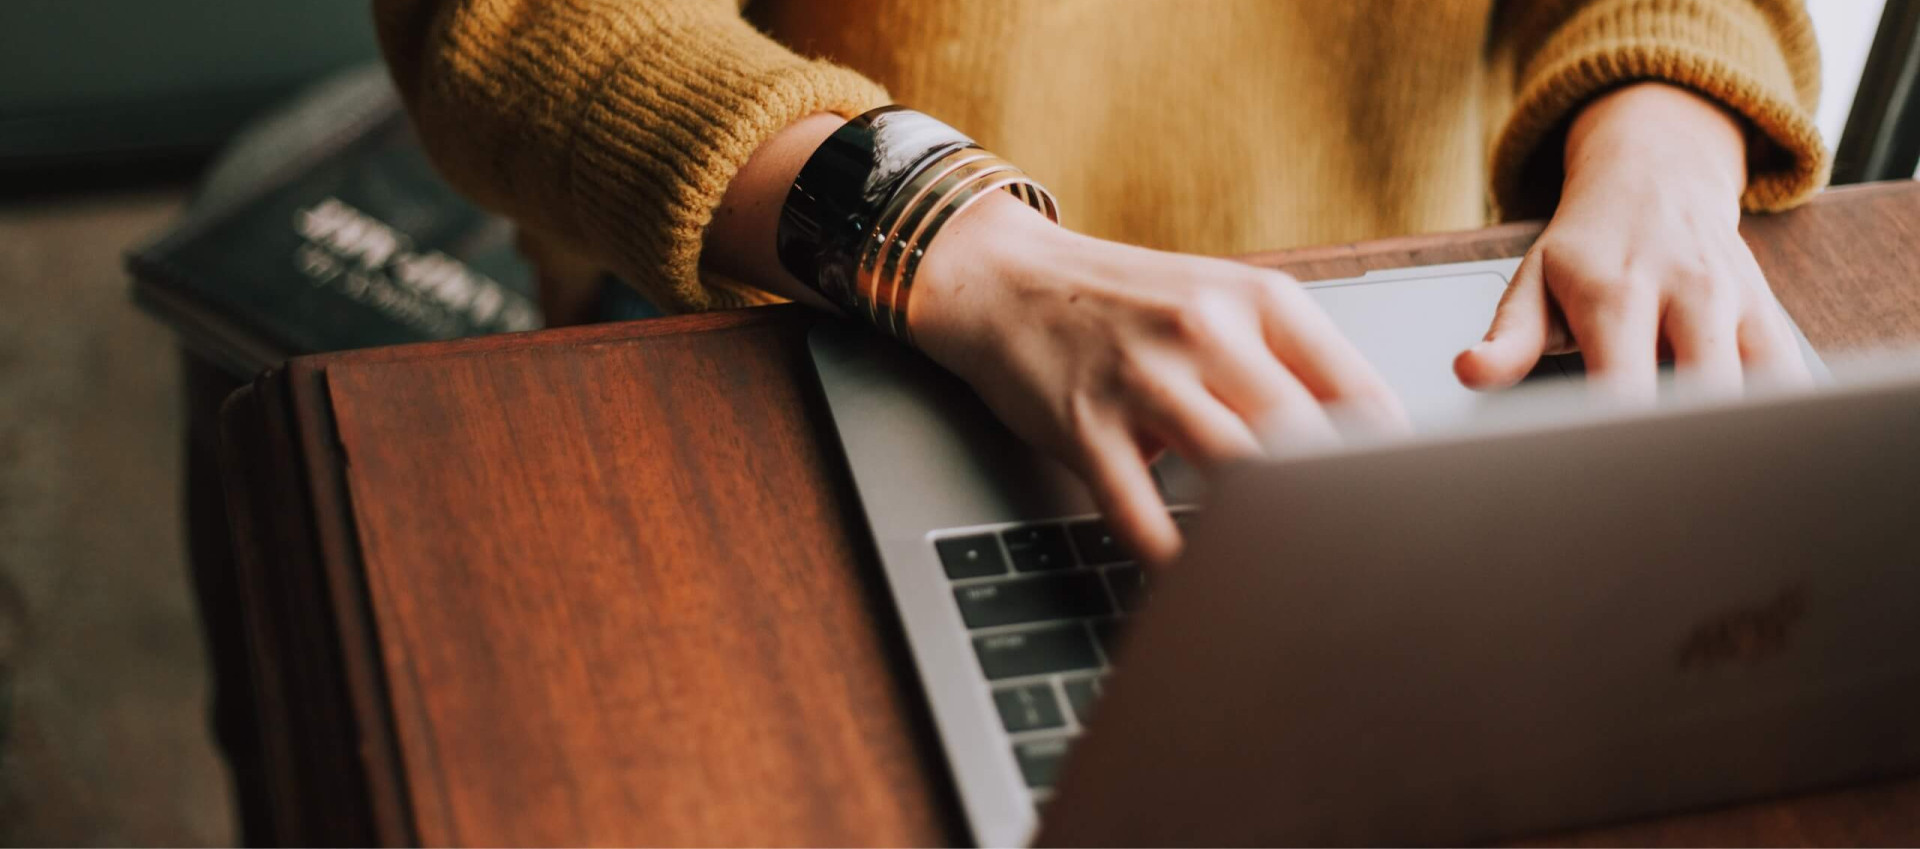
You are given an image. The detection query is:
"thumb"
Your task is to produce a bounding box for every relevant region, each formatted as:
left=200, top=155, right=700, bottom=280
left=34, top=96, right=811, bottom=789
left=1455, top=250, right=1551, bottom=390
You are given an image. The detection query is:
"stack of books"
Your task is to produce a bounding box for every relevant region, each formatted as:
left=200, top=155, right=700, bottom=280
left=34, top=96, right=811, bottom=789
left=128, top=65, right=546, bottom=378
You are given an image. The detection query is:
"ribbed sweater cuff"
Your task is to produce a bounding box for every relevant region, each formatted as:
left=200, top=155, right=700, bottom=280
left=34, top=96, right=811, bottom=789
left=566, top=11, right=888, bottom=311
left=1491, top=0, right=1830, bottom=220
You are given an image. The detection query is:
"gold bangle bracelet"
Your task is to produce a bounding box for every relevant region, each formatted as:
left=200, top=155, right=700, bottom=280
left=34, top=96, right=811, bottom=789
left=881, top=172, right=1054, bottom=342
left=776, top=106, right=1057, bottom=338
left=867, top=158, right=1020, bottom=333
left=856, top=148, right=1058, bottom=341
left=856, top=150, right=1005, bottom=326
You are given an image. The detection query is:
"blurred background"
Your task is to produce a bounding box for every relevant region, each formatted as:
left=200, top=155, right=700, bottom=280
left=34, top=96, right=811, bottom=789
left=1, top=1, right=379, bottom=843
left=0, top=0, right=1911, bottom=844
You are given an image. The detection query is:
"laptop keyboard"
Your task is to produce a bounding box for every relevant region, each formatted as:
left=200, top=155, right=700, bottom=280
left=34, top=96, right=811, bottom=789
left=933, top=514, right=1181, bottom=801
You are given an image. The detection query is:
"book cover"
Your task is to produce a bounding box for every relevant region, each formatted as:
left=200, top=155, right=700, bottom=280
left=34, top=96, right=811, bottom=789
left=128, top=68, right=542, bottom=378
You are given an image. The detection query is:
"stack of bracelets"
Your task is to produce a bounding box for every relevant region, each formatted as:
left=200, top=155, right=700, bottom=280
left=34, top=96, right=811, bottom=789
left=777, top=106, right=1060, bottom=345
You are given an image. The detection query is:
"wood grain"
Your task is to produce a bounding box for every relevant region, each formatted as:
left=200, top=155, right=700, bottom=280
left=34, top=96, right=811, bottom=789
left=220, top=181, right=1920, bottom=847
left=321, top=317, right=960, bottom=846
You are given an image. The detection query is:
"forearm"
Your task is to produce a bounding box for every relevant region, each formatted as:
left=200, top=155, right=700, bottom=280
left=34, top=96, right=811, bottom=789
left=1487, top=0, right=1825, bottom=219
left=372, top=0, right=887, bottom=311
left=700, top=113, right=845, bottom=310
left=1564, top=82, right=1747, bottom=211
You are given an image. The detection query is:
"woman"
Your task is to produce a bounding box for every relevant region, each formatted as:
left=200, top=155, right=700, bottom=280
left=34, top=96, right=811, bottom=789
left=374, top=0, right=1828, bottom=563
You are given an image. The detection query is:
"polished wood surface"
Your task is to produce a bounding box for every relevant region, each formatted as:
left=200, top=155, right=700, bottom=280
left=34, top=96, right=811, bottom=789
left=221, top=181, right=1920, bottom=846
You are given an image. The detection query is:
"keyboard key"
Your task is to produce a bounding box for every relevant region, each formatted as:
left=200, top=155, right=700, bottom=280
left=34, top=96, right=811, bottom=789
left=1062, top=677, right=1100, bottom=726
left=1104, top=565, right=1147, bottom=613
left=1067, top=520, right=1129, bottom=566
left=953, top=573, right=1112, bottom=629
left=1015, top=736, right=1073, bottom=788
left=974, top=625, right=1101, bottom=680
left=935, top=534, right=1008, bottom=580
left=1002, top=525, right=1074, bottom=572
left=993, top=683, right=1065, bottom=733
left=1090, top=618, right=1125, bottom=664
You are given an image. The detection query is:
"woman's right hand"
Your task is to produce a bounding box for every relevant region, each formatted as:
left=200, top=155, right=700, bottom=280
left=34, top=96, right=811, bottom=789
left=911, top=192, right=1407, bottom=566
left=697, top=114, right=1403, bottom=564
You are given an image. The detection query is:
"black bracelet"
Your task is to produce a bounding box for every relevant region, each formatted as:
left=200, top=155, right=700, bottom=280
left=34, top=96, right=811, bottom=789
left=778, top=106, right=1058, bottom=341
left=777, top=106, right=977, bottom=315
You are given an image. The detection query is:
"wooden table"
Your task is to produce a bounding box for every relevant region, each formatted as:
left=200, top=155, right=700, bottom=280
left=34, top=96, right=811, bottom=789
left=219, top=181, right=1920, bottom=847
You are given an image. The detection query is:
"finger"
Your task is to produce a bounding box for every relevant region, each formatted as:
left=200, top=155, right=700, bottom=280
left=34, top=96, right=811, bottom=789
left=1254, top=374, right=1346, bottom=454
left=1221, top=366, right=1345, bottom=456
left=1193, top=325, right=1337, bottom=436
left=1738, top=292, right=1815, bottom=389
left=1256, top=279, right=1409, bottom=428
left=1455, top=249, right=1551, bottom=390
left=1071, top=423, right=1182, bottom=567
left=1134, top=376, right=1265, bottom=468
left=1185, top=320, right=1346, bottom=451
left=1664, top=296, right=1744, bottom=398
left=1563, top=280, right=1661, bottom=404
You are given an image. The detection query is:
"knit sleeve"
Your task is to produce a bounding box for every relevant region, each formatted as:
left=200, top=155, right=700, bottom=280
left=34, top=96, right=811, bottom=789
left=1488, top=0, right=1830, bottom=220
left=373, top=0, right=890, bottom=310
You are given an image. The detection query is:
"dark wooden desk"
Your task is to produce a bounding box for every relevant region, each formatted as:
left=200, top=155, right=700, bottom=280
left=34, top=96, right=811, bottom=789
left=221, top=181, right=1920, bottom=847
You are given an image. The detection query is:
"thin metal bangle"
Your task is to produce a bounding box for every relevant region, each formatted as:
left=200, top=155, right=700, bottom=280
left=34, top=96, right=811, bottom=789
left=855, top=150, right=1002, bottom=326
left=886, top=174, right=1056, bottom=341
left=776, top=106, right=1059, bottom=339
left=871, top=165, right=1019, bottom=337
left=861, top=160, right=1017, bottom=336
left=864, top=157, right=1019, bottom=330
left=866, top=161, right=1058, bottom=340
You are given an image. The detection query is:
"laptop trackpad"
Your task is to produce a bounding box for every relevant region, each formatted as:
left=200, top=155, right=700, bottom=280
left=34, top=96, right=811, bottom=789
left=1305, top=270, right=1514, bottom=428
left=1155, top=270, right=1514, bottom=504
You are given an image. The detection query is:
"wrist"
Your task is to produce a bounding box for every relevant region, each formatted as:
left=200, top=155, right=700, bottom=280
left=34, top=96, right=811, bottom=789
left=910, top=189, right=1063, bottom=355
left=770, top=106, right=1058, bottom=342
left=705, top=113, right=846, bottom=302
left=1563, top=83, right=1747, bottom=207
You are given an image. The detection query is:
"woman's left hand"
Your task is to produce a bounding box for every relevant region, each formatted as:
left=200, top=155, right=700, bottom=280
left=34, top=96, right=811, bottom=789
left=1454, top=82, right=1811, bottom=400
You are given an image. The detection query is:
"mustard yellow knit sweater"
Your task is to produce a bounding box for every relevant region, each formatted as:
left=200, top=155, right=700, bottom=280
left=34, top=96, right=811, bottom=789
left=373, top=0, right=1828, bottom=313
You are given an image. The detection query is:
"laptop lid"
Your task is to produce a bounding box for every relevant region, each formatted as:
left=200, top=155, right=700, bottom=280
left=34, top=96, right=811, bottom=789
left=1040, top=366, right=1920, bottom=845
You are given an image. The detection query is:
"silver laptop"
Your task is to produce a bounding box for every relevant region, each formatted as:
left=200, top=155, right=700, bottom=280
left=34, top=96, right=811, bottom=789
left=807, top=258, right=1916, bottom=845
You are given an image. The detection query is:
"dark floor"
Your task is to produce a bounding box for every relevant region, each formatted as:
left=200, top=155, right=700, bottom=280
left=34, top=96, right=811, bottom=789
left=0, top=188, right=234, bottom=845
